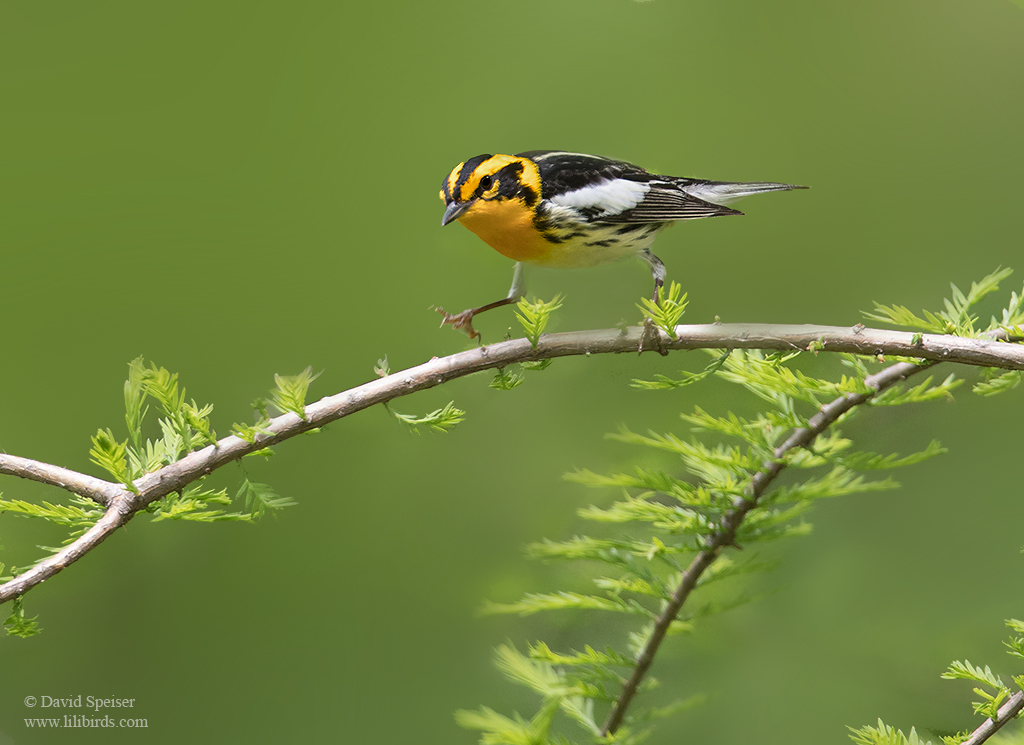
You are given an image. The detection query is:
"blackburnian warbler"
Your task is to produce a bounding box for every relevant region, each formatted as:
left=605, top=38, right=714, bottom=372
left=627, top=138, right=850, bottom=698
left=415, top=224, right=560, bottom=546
left=438, top=150, right=805, bottom=340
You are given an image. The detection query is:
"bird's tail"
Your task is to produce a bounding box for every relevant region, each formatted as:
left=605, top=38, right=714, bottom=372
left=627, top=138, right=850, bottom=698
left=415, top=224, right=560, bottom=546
left=682, top=180, right=807, bottom=206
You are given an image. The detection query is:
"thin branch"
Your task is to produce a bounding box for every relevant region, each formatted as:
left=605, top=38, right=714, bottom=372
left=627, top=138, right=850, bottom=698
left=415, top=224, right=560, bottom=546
left=0, top=496, right=134, bottom=600
left=0, top=454, right=119, bottom=506
left=960, top=689, right=1024, bottom=745
left=1, top=322, right=1022, bottom=607
left=600, top=359, right=932, bottom=735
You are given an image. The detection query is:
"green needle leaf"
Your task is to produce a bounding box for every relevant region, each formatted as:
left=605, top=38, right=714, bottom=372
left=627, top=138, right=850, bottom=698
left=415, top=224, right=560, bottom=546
left=516, top=295, right=563, bottom=348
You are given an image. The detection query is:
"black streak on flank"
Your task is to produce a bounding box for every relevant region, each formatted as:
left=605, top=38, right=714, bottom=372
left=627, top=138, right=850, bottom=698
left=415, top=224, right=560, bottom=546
left=577, top=206, right=606, bottom=220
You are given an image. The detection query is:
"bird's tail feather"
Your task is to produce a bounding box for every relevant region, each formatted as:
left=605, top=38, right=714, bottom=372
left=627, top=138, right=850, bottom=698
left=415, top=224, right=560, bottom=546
left=683, top=180, right=807, bottom=206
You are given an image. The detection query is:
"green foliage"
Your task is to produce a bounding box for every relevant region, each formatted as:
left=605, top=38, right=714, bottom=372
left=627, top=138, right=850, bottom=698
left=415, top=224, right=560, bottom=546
left=100, top=359, right=224, bottom=484
left=231, top=367, right=325, bottom=441
left=996, top=285, right=1024, bottom=335
left=374, top=353, right=467, bottom=430
left=638, top=281, right=688, bottom=338
left=973, top=369, right=1022, bottom=397
left=516, top=295, right=563, bottom=349
left=112, top=361, right=300, bottom=522
left=146, top=485, right=231, bottom=522
left=139, top=477, right=296, bottom=525
left=865, top=267, right=1017, bottom=336
left=522, top=358, right=555, bottom=372
left=941, top=658, right=1016, bottom=722
left=4, top=596, right=41, bottom=639
left=231, top=413, right=275, bottom=445
left=482, top=592, right=644, bottom=618
left=990, top=728, right=1024, bottom=745
left=469, top=268, right=1024, bottom=741
left=89, top=428, right=137, bottom=493
left=631, top=351, right=728, bottom=390
left=853, top=616, right=1024, bottom=744
left=124, top=357, right=148, bottom=454
left=826, top=440, right=947, bottom=471
left=0, top=496, right=104, bottom=538
left=848, top=720, right=934, bottom=745
left=491, top=368, right=525, bottom=390
left=1006, top=619, right=1024, bottom=661
left=138, top=360, right=219, bottom=454
left=140, top=480, right=296, bottom=523
left=268, top=366, right=321, bottom=420
left=387, top=401, right=465, bottom=433
left=716, top=349, right=874, bottom=407
left=1, top=359, right=308, bottom=606
left=871, top=374, right=962, bottom=406
left=455, top=644, right=617, bottom=745
left=942, top=660, right=1004, bottom=689
left=236, top=479, right=297, bottom=520
left=466, top=344, right=964, bottom=744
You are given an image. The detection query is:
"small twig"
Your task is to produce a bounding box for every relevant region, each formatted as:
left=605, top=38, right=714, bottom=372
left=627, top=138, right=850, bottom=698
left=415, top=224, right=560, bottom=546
left=1, top=322, right=1021, bottom=607
left=600, top=359, right=932, bottom=735
left=960, top=689, right=1024, bottom=745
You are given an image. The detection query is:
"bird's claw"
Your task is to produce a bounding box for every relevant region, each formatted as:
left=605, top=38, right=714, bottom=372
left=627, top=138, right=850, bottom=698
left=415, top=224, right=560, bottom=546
left=435, top=307, right=482, bottom=342
left=639, top=317, right=669, bottom=356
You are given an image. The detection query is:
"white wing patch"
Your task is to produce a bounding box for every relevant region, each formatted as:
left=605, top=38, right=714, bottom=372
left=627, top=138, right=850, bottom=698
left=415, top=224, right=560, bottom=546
left=550, top=179, right=651, bottom=217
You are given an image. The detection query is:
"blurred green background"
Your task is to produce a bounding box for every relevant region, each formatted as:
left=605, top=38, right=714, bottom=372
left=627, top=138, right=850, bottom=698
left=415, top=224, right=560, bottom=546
left=1, top=0, right=1022, bottom=742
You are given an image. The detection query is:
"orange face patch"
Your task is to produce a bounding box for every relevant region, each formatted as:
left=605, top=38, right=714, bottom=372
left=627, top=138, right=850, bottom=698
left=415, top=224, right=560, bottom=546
left=457, top=198, right=551, bottom=263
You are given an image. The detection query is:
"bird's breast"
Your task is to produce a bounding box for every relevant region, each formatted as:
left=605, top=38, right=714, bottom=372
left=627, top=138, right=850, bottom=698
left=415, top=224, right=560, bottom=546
left=457, top=199, right=553, bottom=263
left=458, top=199, right=667, bottom=269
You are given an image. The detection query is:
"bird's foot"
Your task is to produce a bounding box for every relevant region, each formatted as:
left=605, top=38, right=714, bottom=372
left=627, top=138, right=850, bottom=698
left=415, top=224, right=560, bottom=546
left=435, top=306, right=482, bottom=342
left=639, top=317, right=669, bottom=356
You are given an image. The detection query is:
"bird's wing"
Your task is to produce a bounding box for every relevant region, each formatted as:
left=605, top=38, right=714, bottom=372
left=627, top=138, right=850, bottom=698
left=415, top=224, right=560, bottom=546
left=520, top=152, right=744, bottom=223
left=518, top=151, right=653, bottom=199
left=601, top=182, right=744, bottom=223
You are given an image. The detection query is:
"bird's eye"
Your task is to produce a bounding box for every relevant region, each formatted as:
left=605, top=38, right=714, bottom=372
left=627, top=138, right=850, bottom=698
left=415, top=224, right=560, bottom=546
left=479, top=175, right=493, bottom=191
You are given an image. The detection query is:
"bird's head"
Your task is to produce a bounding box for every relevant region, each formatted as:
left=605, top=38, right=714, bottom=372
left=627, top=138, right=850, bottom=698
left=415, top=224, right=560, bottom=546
left=439, top=154, right=541, bottom=227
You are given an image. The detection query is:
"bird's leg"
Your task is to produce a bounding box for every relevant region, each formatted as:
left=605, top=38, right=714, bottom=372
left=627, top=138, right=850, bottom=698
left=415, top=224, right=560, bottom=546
left=436, top=262, right=525, bottom=342
left=642, top=250, right=667, bottom=305
left=638, top=251, right=670, bottom=355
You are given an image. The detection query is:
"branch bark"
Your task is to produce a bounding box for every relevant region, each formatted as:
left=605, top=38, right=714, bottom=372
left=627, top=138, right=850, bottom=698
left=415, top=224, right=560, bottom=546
left=960, top=689, right=1024, bottom=745
left=0, top=455, right=121, bottom=506
left=1, top=322, right=1021, bottom=607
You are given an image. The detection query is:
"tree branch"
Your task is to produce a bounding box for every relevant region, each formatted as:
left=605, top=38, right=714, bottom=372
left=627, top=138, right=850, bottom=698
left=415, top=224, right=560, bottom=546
left=1, top=322, right=1021, bottom=607
left=600, top=359, right=933, bottom=736
left=0, top=495, right=134, bottom=600
left=960, top=689, right=1024, bottom=745
left=0, top=454, right=119, bottom=506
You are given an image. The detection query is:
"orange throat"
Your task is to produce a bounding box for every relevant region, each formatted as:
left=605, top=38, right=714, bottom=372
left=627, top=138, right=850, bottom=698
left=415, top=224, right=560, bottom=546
left=457, top=199, right=551, bottom=263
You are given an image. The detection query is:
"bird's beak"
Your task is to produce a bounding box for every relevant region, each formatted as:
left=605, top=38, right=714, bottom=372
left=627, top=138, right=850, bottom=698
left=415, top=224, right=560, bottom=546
left=442, top=199, right=475, bottom=226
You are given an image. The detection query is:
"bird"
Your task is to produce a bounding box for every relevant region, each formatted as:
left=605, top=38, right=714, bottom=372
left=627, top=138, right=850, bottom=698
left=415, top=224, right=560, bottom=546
left=437, top=150, right=805, bottom=340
